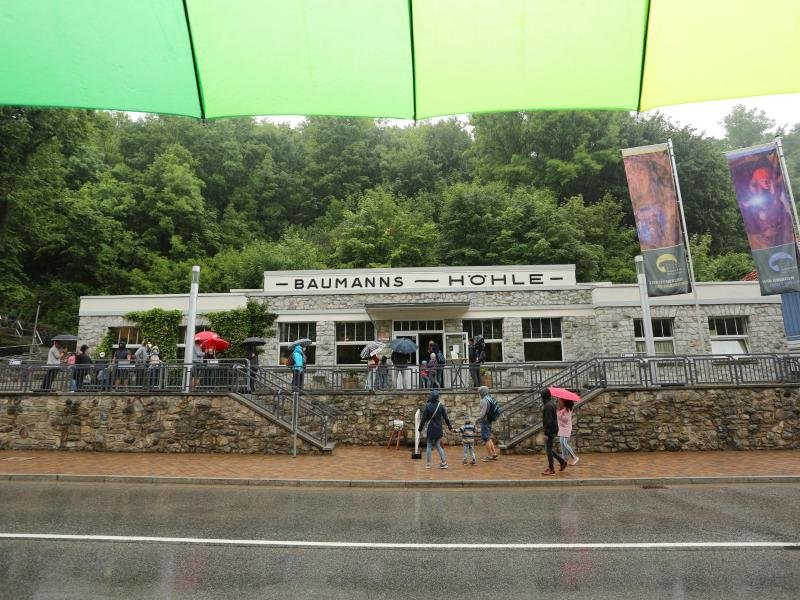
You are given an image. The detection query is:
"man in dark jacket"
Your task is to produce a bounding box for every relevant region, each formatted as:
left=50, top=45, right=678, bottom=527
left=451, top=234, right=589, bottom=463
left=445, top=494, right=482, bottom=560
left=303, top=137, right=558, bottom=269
left=541, top=388, right=567, bottom=475
left=418, top=389, right=453, bottom=469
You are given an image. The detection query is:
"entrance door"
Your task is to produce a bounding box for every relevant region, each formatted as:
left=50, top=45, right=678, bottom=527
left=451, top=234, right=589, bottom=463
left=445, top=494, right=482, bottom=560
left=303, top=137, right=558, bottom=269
left=418, top=333, right=444, bottom=364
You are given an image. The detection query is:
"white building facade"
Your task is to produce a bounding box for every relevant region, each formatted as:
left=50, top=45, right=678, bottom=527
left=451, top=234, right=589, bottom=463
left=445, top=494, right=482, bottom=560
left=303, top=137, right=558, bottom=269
left=78, top=265, right=788, bottom=364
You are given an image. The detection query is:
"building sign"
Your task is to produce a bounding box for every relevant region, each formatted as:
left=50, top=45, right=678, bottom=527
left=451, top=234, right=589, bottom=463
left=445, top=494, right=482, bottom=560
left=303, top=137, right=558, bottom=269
left=264, top=267, right=575, bottom=295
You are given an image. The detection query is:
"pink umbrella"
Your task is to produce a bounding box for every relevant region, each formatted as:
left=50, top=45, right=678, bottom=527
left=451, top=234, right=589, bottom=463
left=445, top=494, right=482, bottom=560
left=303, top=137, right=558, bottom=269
left=548, top=387, right=581, bottom=402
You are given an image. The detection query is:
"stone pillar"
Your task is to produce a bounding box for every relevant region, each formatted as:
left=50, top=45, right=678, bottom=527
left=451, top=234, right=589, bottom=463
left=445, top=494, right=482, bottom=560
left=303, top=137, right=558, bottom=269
left=502, top=317, right=523, bottom=363
left=315, top=321, right=336, bottom=366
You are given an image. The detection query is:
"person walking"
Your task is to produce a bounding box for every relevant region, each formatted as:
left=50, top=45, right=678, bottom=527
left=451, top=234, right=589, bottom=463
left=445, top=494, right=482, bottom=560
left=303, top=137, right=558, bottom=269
left=291, top=343, right=305, bottom=390
left=475, top=385, right=499, bottom=462
left=456, top=417, right=477, bottom=465
left=418, top=390, right=453, bottom=469
left=541, top=388, right=568, bottom=475
left=558, top=398, right=579, bottom=465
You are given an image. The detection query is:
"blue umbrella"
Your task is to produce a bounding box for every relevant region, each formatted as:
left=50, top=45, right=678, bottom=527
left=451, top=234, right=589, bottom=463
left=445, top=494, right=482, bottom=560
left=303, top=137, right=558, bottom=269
left=389, top=338, right=418, bottom=354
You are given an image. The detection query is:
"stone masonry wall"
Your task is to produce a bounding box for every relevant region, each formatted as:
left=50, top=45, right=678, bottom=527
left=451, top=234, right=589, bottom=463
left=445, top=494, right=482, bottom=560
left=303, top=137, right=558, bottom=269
left=513, top=386, right=800, bottom=454
left=0, top=394, right=318, bottom=454
left=1, top=386, right=797, bottom=455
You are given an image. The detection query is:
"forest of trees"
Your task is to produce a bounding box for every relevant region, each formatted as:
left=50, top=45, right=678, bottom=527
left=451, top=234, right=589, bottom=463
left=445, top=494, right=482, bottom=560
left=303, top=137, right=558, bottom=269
left=1, top=105, right=798, bottom=331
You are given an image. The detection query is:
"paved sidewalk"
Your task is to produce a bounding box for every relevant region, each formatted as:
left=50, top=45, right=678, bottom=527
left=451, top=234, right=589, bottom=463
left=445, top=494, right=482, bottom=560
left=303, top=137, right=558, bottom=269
left=1, top=446, right=799, bottom=487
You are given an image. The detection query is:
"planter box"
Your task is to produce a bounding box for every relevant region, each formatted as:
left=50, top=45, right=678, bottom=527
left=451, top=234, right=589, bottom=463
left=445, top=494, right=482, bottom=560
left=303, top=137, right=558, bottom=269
left=342, top=376, right=359, bottom=390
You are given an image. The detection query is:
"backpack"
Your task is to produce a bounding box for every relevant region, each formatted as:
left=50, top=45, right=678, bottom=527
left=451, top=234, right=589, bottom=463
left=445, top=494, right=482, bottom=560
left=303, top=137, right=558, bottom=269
left=485, top=395, right=503, bottom=422
left=436, top=350, right=446, bottom=366
left=286, top=353, right=295, bottom=368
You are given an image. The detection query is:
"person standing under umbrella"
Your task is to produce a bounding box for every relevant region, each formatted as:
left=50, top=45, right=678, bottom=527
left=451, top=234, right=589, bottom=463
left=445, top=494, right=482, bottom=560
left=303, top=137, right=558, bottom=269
left=541, top=388, right=568, bottom=475
left=391, top=348, right=411, bottom=390
left=365, top=353, right=379, bottom=390
left=291, top=343, right=305, bottom=390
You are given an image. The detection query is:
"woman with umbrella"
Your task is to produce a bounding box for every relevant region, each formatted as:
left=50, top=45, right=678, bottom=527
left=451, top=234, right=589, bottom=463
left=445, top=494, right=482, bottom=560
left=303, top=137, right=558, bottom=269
left=360, top=342, right=385, bottom=391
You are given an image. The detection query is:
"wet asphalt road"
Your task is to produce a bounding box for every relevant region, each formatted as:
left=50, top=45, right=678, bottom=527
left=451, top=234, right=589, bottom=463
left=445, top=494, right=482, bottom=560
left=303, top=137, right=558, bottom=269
left=0, top=481, right=798, bottom=599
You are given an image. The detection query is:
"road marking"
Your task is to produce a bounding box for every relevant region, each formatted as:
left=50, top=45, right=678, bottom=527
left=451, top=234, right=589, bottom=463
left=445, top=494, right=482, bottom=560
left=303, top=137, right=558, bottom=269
left=0, top=533, right=798, bottom=550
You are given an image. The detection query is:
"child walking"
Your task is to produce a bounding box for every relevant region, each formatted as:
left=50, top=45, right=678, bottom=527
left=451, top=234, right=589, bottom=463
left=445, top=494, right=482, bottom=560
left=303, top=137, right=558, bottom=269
left=456, top=417, right=477, bottom=465
left=557, top=398, right=579, bottom=465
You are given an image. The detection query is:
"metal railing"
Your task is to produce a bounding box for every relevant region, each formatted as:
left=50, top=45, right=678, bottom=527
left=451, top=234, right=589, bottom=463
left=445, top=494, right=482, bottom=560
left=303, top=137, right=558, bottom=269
left=0, top=359, right=251, bottom=394
left=242, top=367, right=343, bottom=449
left=497, top=353, right=800, bottom=448
left=252, top=361, right=575, bottom=392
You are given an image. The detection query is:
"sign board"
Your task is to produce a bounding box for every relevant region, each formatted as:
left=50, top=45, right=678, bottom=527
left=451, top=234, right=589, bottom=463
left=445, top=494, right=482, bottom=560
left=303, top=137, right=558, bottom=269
left=264, top=266, right=576, bottom=295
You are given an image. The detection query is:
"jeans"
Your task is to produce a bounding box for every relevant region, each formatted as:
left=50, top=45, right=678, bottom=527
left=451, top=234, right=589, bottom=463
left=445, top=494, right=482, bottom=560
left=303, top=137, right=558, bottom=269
left=559, top=435, right=577, bottom=461
left=426, top=437, right=447, bottom=466
left=545, top=433, right=566, bottom=470
left=469, top=363, right=481, bottom=387
left=292, top=369, right=304, bottom=390
left=462, top=443, right=476, bottom=463
left=365, top=369, right=376, bottom=390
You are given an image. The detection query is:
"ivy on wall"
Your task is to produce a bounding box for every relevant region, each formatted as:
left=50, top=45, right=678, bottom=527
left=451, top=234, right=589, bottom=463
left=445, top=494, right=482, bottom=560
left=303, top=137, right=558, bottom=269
left=95, top=329, right=115, bottom=359
left=124, top=309, right=183, bottom=360
left=203, top=299, right=277, bottom=358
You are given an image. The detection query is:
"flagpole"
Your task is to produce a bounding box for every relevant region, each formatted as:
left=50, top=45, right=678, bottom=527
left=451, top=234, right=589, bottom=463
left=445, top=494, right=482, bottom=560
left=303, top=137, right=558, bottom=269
left=775, top=136, right=800, bottom=240
left=667, top=138, right=706, bottom=353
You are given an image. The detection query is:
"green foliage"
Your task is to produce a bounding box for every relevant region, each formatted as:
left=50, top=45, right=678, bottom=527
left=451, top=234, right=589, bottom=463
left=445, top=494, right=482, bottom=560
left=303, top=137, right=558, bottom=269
left=124, top=308, right=183, bottom=360
left=95, top=329, right=115, bottom=359
left=1, top=105, right=798, bottom=331
left=203, top=299, right=277, bottom=358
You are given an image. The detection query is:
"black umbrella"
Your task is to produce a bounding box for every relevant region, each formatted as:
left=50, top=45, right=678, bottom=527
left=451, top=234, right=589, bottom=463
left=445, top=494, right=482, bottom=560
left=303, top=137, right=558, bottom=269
left=243, top=337, right=267, bottom=346
left=389, top=338, right=418, bottom=354
left=52, top=334, right=79, bottom=342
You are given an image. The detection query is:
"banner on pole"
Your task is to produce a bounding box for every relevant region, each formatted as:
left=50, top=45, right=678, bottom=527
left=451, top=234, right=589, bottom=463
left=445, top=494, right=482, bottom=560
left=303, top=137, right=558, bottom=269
left=622, top=143, right=691, bottom=296
left=726, top=143, right=800, bottom=295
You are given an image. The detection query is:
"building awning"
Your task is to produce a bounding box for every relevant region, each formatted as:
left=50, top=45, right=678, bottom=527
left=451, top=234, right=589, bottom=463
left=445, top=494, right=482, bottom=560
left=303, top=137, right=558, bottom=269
left=365, top=302, right=470, bottom=320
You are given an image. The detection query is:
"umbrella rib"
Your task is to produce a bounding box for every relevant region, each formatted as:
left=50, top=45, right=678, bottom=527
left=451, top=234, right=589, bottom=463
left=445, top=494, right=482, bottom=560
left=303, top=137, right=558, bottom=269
left=407, top=0, right=417, bottom=121
left=181, top=0, right=206, bottom=120
left=635, top=0, right=653, bottom=113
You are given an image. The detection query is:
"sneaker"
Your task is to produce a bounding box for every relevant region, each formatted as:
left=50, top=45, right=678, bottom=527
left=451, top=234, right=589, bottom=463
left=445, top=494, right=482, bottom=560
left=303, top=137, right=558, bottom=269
left=559, top=461, right=568, bottom=471
left=425, top=464, right=431, bottom=469
left=541, top=469, right=556, bottom=476
left=440, top=463, right=449, bottom=469
left=481, top=456, right=494, bottom=462
left=470, top=460, right=476, bottom=465
left=571, top=457, right=580, bottom=465
left=462, top=459, right=467, bottom=465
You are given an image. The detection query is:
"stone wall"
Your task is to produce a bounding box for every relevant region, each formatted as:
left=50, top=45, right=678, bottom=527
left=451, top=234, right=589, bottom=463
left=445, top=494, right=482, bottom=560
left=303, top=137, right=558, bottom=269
left=4, top=386, right=796, bottom=455
left=513, top=386, right=800, bottom=453
left=321, top=387, right=799, bottom=453
left=0, top=394, right=318, bottom=454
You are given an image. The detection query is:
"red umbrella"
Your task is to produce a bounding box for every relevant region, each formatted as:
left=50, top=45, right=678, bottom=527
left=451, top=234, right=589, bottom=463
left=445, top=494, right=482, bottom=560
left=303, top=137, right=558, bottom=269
left=194, top=330, right=221, bottom=343
left=548, top=387, right=581, bottom=402
left=201, top=337, right=231, bottom=353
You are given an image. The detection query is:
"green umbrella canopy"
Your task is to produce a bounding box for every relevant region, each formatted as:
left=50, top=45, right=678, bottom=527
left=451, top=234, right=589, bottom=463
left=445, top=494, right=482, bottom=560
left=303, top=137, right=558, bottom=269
left=0, top=0, right=798, bottom=120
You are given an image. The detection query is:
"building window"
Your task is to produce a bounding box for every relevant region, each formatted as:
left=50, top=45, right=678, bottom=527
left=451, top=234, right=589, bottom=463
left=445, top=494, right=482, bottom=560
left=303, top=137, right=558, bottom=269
left=335, top=321, right=375, bottom=365
left=108, top=326, right=141, bottom=348
left=708, top=317, right=749, bottom=354
left=633, top=318, right=675, bottom=355
left=279, top=322, right=317, bottom=365
left=393, top=320, right=443, bottom=332
left=522, top=318, right=563, bottom=361
left=462, top=319, right=504, bottom=362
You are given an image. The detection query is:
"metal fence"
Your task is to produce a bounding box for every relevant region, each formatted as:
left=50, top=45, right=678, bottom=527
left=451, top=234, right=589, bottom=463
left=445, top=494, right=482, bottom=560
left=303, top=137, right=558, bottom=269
left=0, top=359, right=251, bottom=394
left=252, top=361, right=574, bottom=392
